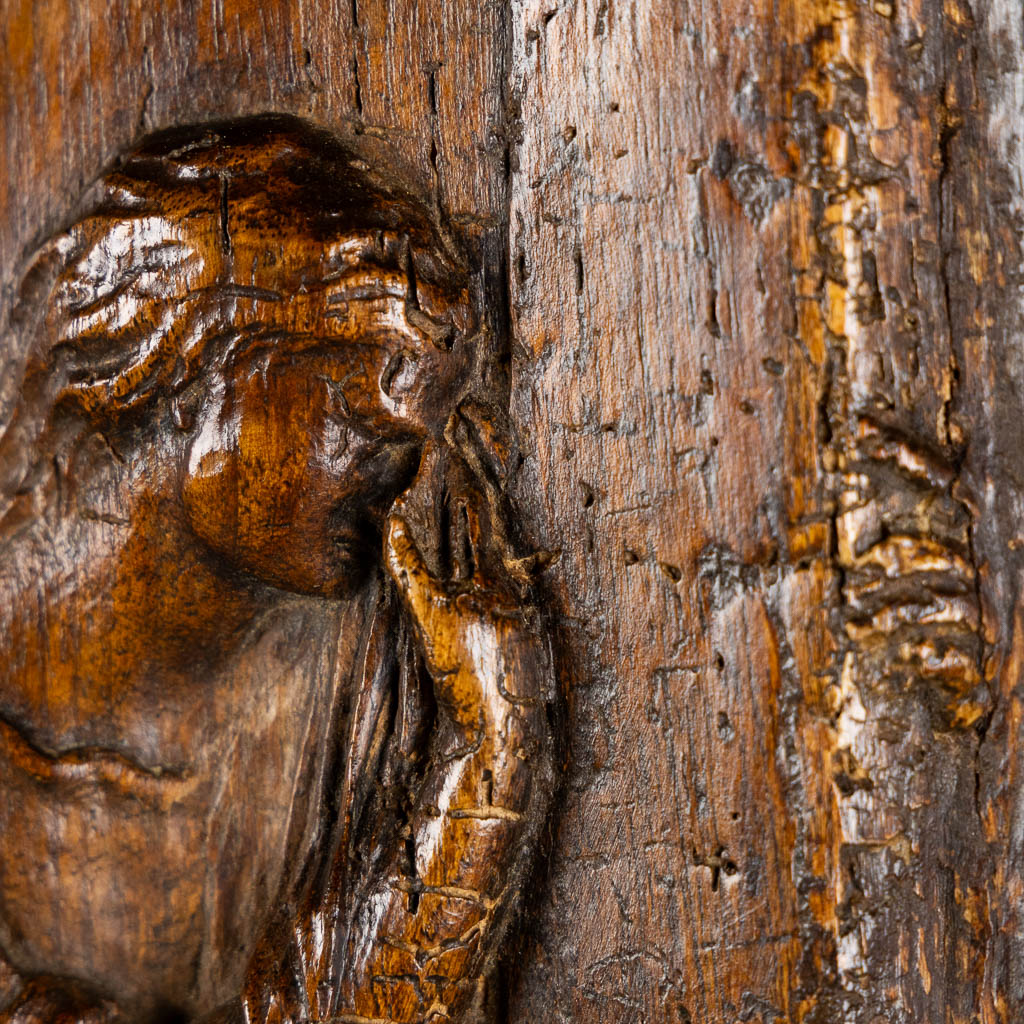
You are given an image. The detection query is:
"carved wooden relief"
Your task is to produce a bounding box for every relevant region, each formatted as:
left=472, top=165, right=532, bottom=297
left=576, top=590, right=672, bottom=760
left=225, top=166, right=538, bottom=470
left=13, top=0, right=1024, bottom=1019
left=0, top=115, right=554, bottom=1024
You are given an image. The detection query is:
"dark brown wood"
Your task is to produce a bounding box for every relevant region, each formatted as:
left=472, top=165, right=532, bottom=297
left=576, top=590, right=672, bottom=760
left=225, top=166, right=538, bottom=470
left=4, top=2, right=1024, bottom=1023
left=505, top=2, right=1024, bottom=1023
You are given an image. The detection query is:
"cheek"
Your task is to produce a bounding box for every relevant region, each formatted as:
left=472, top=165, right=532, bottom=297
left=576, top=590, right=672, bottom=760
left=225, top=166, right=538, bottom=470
left=182, top=375, right=415, bottom=597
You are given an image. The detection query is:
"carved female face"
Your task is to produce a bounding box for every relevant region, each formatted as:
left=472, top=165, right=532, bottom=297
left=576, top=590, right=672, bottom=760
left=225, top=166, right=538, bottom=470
left=181, top=286, right=469, bottom=596
left=0, top=117, right=479, bottom=1018
left=4, top=117, right=477, bottom=597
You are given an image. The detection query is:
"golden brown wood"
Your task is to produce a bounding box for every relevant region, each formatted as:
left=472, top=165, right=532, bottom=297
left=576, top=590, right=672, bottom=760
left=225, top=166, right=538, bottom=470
left=0, top=117, right=553, bottom=1024
left=5, top=1, right=1024, bottom=1023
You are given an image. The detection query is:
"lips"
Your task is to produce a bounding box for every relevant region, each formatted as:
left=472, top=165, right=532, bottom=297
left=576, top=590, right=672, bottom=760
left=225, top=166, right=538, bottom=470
left=0, top=708, right=196, bottom=808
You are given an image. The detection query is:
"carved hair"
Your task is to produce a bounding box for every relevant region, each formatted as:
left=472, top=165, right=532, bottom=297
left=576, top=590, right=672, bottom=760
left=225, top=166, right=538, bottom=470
left=0, top=114, right=477, bottom=528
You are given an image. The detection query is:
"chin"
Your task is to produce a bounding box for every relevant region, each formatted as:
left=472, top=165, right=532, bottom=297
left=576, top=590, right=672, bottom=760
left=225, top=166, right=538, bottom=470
left=321, top=558, right=375, bottom=599
left=219, top=522, right=382, bottom=599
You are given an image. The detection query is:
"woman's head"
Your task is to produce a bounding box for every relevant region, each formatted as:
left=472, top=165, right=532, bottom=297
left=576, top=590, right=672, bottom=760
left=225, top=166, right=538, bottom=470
left=2, top=114, right=479, bottom=595
left=0, top=116, right=539, bottom=1023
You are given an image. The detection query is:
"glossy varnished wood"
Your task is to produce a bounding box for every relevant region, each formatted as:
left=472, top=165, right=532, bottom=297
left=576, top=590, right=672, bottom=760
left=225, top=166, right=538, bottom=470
left=0, top=117, right=553, bottom=1024
left=5, top=2, right=1024, bottom=1023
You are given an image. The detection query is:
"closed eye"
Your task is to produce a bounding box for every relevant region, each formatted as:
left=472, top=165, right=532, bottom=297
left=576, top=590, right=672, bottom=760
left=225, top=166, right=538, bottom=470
left=320, top=374, right=354, bottom=418
left=380, top=350, right=419, bottom=399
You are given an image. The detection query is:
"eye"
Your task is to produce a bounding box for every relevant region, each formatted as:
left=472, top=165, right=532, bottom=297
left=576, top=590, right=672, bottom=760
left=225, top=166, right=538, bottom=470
left=379, top=349, right=420, bottom=399
left=321, top=373, right=354, bottom=419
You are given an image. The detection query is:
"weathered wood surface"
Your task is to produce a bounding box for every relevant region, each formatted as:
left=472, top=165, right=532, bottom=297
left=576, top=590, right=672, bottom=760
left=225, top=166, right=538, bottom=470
left=0, top=6, right=541, bottom=1024
left=3, top=1, right=1024, bottom=1022
left=506, top=1, right=1024, bottom=1022
left=0, top=109, right=554, bottom=1023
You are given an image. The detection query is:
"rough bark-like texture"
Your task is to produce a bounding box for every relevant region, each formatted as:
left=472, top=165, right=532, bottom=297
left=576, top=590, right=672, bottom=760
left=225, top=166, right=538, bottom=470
left=505, top=2, right=1024, bottom=1023
left=4, top=1, right=1024, bottom=1022
left=507, top=4, right=812, bottom=1020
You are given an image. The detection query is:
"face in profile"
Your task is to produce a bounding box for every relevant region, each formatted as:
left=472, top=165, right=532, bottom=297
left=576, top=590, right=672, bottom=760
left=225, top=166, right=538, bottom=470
left=180, top=272, right=470, bottom=597
left=0, top=116, right=479, bottom=1020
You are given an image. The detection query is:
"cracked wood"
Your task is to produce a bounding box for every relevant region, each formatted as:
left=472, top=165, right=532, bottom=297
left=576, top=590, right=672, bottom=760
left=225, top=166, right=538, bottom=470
left=5, top=1, right=1024, bottom=1023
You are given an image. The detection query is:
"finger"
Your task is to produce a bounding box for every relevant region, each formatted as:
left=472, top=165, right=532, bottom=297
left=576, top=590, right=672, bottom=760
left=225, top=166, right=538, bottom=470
left=385, top=513, right=449, bottom=626
left=396, top=440, right=442, bottom=514
left=462, top=501, right=486, bottom=584
left=450, top=498, right=474, bottom=582
left=386, top=514, right=464, bottom=680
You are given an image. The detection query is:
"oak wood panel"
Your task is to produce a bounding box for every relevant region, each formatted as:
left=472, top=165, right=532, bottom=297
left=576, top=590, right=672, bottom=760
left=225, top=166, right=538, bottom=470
left=507, top=2, right=812, bottom=1020
left=3, top=0, right=1024, bottom=1021
left=504, top=1, right=1024, bottom=1023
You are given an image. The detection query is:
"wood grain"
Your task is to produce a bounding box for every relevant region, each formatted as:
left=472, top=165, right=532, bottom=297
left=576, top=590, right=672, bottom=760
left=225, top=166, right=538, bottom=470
left=0, top=0, right=508, bottom=371
left=4, top=0, right=1024, bottom=1022
left=0, top=109, right=554, bottom=1024
left=507, top=3, right=809, bottom=1019
left=505, top=1, right=1024, bottom=1023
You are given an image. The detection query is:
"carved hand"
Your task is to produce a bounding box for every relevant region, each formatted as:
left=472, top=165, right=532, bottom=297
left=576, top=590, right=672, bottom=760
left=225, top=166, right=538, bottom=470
left=237, top=474, right=553, bottom=1024
left=386, top=508, right=540, bottom=742
left=321, top=500, right=552, bottom=1024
